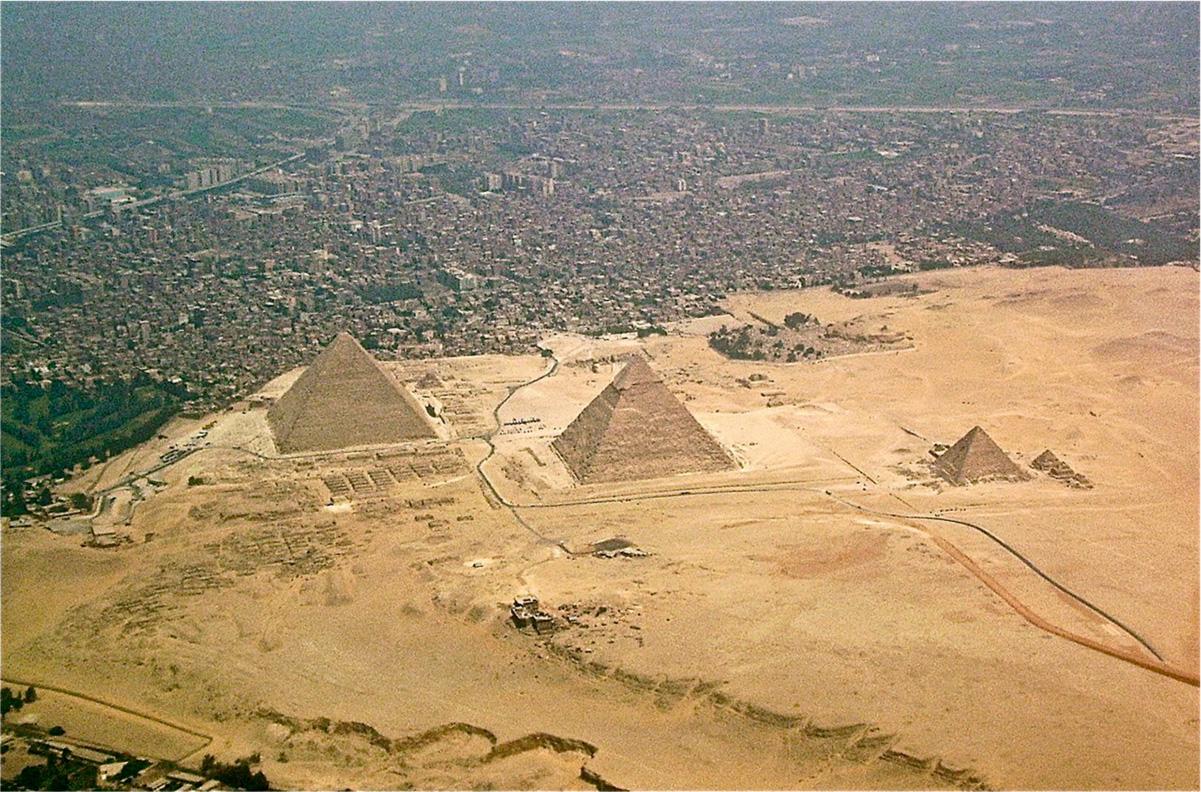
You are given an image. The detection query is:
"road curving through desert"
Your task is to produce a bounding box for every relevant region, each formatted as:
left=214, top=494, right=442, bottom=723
left=822, top=495, right=1200, bottom=687
left=489, top=470, right=1200, bottom=688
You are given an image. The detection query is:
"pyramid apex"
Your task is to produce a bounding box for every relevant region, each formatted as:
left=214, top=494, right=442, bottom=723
left=613, top=355, right=661, bottom=390
left=1032, top=448, right=1061, bottom=467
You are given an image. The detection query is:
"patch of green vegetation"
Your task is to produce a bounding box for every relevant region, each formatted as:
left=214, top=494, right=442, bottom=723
left=1, top=375, right=189, bottom=513
left=198, top=753, right=269, bottom=791
left=398, top=108, right=507, bottom=138
left=1031, top=199, right=1195, bottom=265
left=425, top=162, right=482, bottom=198
left=707, top=325, right=767, bottom=361
left=583, top=323, right=648, bottom=337
left=31, top=280, right=85, bottom=312
left=11, top=756, right=98, bottom=791
left=636, top=325, right=668, bottom=338
left=950, top=199, right=1196, bottom=267
left=0, top=124, right=59, bottom=143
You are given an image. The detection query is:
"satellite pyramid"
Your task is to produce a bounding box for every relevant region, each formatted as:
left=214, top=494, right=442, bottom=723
left=268, top=332, right=435, bottom=453
left=934, top=425, right=1028, bottom=485
left=552, top=355, right=733, bottom=484
left=1031, top=449, right=1063, bottom=471
left=1030, top=448, right=1092, bottom=488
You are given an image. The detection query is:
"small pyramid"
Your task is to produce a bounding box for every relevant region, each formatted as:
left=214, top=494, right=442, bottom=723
left=552, top=355, right=733, bottom=484
left=1031, top=449, right=1062, bottom=471
left=934, top=426, right=1028, bottom=485
left=1031, top=448, right=1092, bottom=488
left=268, top=332, right=435, bottom=453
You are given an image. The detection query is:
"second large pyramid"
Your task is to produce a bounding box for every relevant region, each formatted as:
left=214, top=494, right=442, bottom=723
left=268, top=332, right=436, bottom=453
left=552, top=356, right=734, bottom=484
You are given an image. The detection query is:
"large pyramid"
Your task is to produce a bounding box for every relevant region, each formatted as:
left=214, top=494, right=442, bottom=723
left=552, top=355, right=734, bottom=484
left=934, top=425, right=1028, bottom=485
left=268, top=332, right=436, bottom=453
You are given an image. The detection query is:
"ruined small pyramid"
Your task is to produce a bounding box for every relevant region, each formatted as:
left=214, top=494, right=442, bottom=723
left=1031, top=449, right=1062, bottom=471
left=268, top=332, right=435, bottom=453
left=552, top=355, right=734, bottom=484
left=1031, top=448, right=1092, bottom=488
left=934, top=426, right=1028, bottom=485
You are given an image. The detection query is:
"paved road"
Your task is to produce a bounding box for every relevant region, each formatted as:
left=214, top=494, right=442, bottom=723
left=472, top=352, right=572, bottom=551
left=95, top=447, right=199, bottom=498
left=61, top=97, right=1194, bottom=120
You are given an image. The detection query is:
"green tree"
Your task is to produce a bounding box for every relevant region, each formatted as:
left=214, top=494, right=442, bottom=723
left=2, top=485, right=28, bottom=517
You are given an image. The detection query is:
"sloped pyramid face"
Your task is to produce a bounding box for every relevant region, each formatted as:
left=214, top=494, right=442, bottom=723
left=268, top=332, right=436, bottom=453
left=552, top=356, right=734, bottom=484
left=934, top=425, right=1028, bottom=485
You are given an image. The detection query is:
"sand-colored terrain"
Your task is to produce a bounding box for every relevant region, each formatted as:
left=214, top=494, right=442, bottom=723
left=0, top=684, right=207, bottom=761
left=3, top=266, right=1197, bottom=789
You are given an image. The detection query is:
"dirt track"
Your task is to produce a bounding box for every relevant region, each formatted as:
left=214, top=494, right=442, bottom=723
left=0, top=675, right=213, bottom=762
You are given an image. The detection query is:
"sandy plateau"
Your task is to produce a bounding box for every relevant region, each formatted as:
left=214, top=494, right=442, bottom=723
left=3, top=266, right=1198, bottom=789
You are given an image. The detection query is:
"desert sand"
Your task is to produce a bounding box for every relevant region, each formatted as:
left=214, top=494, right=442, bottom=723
left=3, top=265, right=1197, bottom=789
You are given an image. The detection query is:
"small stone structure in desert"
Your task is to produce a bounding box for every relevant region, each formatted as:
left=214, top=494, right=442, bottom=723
left=552, top=355, right=734, bottom=484
left=1031, top=449, right=1093, bottom=488
left=933, top=425, right=1029, bottom=485
left=268, top=332, right=436, bottom=453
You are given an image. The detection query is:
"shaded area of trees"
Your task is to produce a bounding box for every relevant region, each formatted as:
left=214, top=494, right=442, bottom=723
left=358, top=281, right=422, bottom=304
left=199, top=753, right=270, bottom=790
left=708, top=324, right=822, bottom=363
left=1, top=685, right=37, bottom=715
left=10, top=754, right=98, bottom=791
left=950, top=199, right=1195, bottom=267
left=1, top=375, right=189, bottom=514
